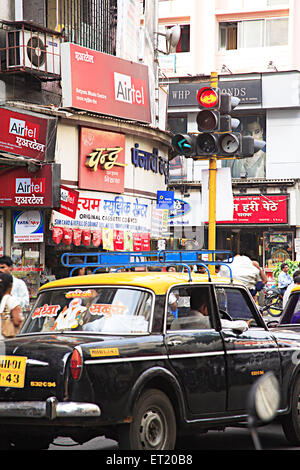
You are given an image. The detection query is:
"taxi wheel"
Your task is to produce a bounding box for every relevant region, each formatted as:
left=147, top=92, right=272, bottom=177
left=118, top=388, right=176, bottom=450
left=281, top=375, right=300, bottom=445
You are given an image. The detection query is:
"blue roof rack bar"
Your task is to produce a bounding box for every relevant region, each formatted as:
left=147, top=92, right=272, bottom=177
left=61, top=249, right=233, bottom=281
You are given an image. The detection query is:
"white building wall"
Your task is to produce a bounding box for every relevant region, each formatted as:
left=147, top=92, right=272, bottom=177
left=266, top=108, right=300, bottom=179
left=159, top=0, right=292, bottom=76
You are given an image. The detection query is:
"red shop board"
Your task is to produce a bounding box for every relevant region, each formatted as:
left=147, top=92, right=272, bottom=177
left=79, top=127, right=125, bottom=193
left=61, top=43, right=151, bottom=123
left=0, top=164, right=60, bottom=208
left=0, top=108, right=53, bottom=161
left=217, top=195, right=288, bottom=224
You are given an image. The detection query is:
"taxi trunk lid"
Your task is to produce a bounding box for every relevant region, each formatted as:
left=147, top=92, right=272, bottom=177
left=0, top=334, right=79, bottom=402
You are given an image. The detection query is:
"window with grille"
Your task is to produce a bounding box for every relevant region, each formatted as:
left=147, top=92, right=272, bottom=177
left=47, top=0, right=117, bottom=54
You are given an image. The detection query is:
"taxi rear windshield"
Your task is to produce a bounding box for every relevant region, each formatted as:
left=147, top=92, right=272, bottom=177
left=22, top=287, right=152, bottom=335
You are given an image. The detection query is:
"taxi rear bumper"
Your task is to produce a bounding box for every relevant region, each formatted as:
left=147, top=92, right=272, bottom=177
left=0, top=397, right=101, bottom=420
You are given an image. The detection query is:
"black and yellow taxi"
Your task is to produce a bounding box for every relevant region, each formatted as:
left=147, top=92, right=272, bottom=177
left=1, top=249, right=300, bottom=450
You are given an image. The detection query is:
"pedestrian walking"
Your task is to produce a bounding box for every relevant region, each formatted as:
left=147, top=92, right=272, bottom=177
left=0, top=256, right=29, bottom=310
left=0, top=272, right=24, bottom=339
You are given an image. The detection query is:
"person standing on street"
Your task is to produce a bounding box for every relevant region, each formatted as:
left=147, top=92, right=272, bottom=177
left=0, top=256, right=30, bottom=310
left=0, top=272, right=24, bottom=339
left=277, top=263, right=292, bottom=295
left=283, top=270, right=300, bottom=308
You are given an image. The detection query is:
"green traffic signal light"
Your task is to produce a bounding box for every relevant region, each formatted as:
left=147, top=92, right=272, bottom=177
left=171, top=134, right=196, bottom=156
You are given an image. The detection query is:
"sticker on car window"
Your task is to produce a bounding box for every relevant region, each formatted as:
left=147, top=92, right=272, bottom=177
left=51, top=298, right=87, bottom=330
left=89, top=303, right=127, bottom=317
left=65, top=289, right=94, bottom=299
left=32, top=304, right=61, bottom=319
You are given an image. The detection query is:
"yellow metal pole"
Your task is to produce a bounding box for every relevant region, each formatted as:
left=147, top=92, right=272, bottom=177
left=208, top=156, right=217, bottom=252
left=208, top=72, right=218, bottom=272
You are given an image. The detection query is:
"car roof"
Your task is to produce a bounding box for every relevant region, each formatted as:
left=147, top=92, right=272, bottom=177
left=39, top=271, right=238, bottom=296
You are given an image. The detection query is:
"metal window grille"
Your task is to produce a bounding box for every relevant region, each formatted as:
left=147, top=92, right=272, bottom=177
left=51, top=0, right=117, bottom=54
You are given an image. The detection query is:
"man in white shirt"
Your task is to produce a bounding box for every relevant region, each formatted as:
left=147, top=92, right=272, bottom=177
left=0, top=256, right=29, bottom=310
left=189, top=291, right=249, bottom=332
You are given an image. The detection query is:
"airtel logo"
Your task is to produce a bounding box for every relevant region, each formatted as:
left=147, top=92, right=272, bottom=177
left=9, top=118, right=40, bottom=140
left=15, top=178, right=45, bottom=194
left=114, top=72, right=146, bottom=106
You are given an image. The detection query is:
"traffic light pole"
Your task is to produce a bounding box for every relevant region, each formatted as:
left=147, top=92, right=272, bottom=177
left=208, top=72, right=218, bottom=272
left=171, top=71, right=265, bottom=273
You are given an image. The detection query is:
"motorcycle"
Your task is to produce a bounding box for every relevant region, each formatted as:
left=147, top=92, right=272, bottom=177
left=262, top=286, right=283, bottom=317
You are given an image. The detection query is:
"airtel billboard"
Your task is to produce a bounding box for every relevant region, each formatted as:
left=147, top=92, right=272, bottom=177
left=0, top=108, right=56, bottom=161
left=61, top=43, right=151, bottom=123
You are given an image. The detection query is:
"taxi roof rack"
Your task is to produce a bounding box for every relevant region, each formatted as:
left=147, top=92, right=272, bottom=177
left=61, top=249, right=233, bottom=282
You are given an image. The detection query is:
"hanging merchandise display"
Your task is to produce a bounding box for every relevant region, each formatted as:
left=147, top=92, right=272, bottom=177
left=51, top=191, right=152, bottom=252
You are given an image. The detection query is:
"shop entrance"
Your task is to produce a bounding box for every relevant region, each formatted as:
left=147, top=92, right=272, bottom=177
left=217, top=227, right=294, bottom=268
left=217, top=227, right=264, bottom=265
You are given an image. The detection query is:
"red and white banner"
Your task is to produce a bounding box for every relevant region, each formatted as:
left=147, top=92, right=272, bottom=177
left=217, top=195, right=288, bottom=224
left=0, top=164, right=60, bottom=208
left=59, top=185, right=79, bottom=219
left=61, top=43, right=151, bottom=123
left=0, top=108, right=55, bottom=161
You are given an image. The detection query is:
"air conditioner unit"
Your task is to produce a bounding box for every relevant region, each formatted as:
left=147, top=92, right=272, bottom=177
left=7, top=29, right=61, bottom=75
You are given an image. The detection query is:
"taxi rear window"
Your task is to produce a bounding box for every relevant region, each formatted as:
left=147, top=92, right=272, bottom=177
left=22, top=287, right=152, bottom=335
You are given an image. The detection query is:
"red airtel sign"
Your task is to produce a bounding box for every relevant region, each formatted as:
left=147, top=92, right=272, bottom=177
left=0, top=164, right=60, bottom=208
left=61, top=43, right=151, bottom=123
left=0, top=108, right=54, bottom=161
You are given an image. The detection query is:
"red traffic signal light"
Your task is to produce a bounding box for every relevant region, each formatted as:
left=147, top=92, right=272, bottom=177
left=197, top=87, right=219, bottom=109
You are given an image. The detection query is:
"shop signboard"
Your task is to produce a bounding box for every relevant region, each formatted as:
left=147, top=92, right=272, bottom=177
left=52, top=192, right=151, bottom=232
left=61, top=43, right=151, bottom=123
left=0, top=164, right=61, bottom=208
left=168, top=191, right=202, bottom=227
left=168, top=79, right=262, bottom=107
left=217, top=195, right=288, bottom=224
left=0, top=108, right=56, bottom=161
left=52, top=192, right=151, bottom=250
left=59, top=185, right=79, bottom=219
left=13, top=210, right=44, bottom=243
left=79, top=128, right=125, bottom=193
left=157, top=191, right=174, bottom=209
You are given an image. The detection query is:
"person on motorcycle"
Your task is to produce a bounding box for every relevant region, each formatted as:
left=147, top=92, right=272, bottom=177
left=278, top=263, right=292, bottom=295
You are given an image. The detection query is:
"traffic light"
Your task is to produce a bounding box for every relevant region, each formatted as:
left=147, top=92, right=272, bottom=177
left=171, top=84, right=265, bottom=160
left=196, top=86, right=239, bottom=133
left=171, top=133, right=196, bottom=157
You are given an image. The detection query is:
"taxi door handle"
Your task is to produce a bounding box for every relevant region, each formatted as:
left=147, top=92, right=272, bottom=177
left=168, top=340, right=182, bottom=346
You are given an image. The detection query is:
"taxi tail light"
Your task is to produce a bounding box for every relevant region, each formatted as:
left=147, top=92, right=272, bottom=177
left=70, top=347, right=83, bottom=380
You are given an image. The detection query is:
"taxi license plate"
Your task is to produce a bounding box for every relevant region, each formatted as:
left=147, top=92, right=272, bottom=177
left=0, top=356, right=27, bottom=388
